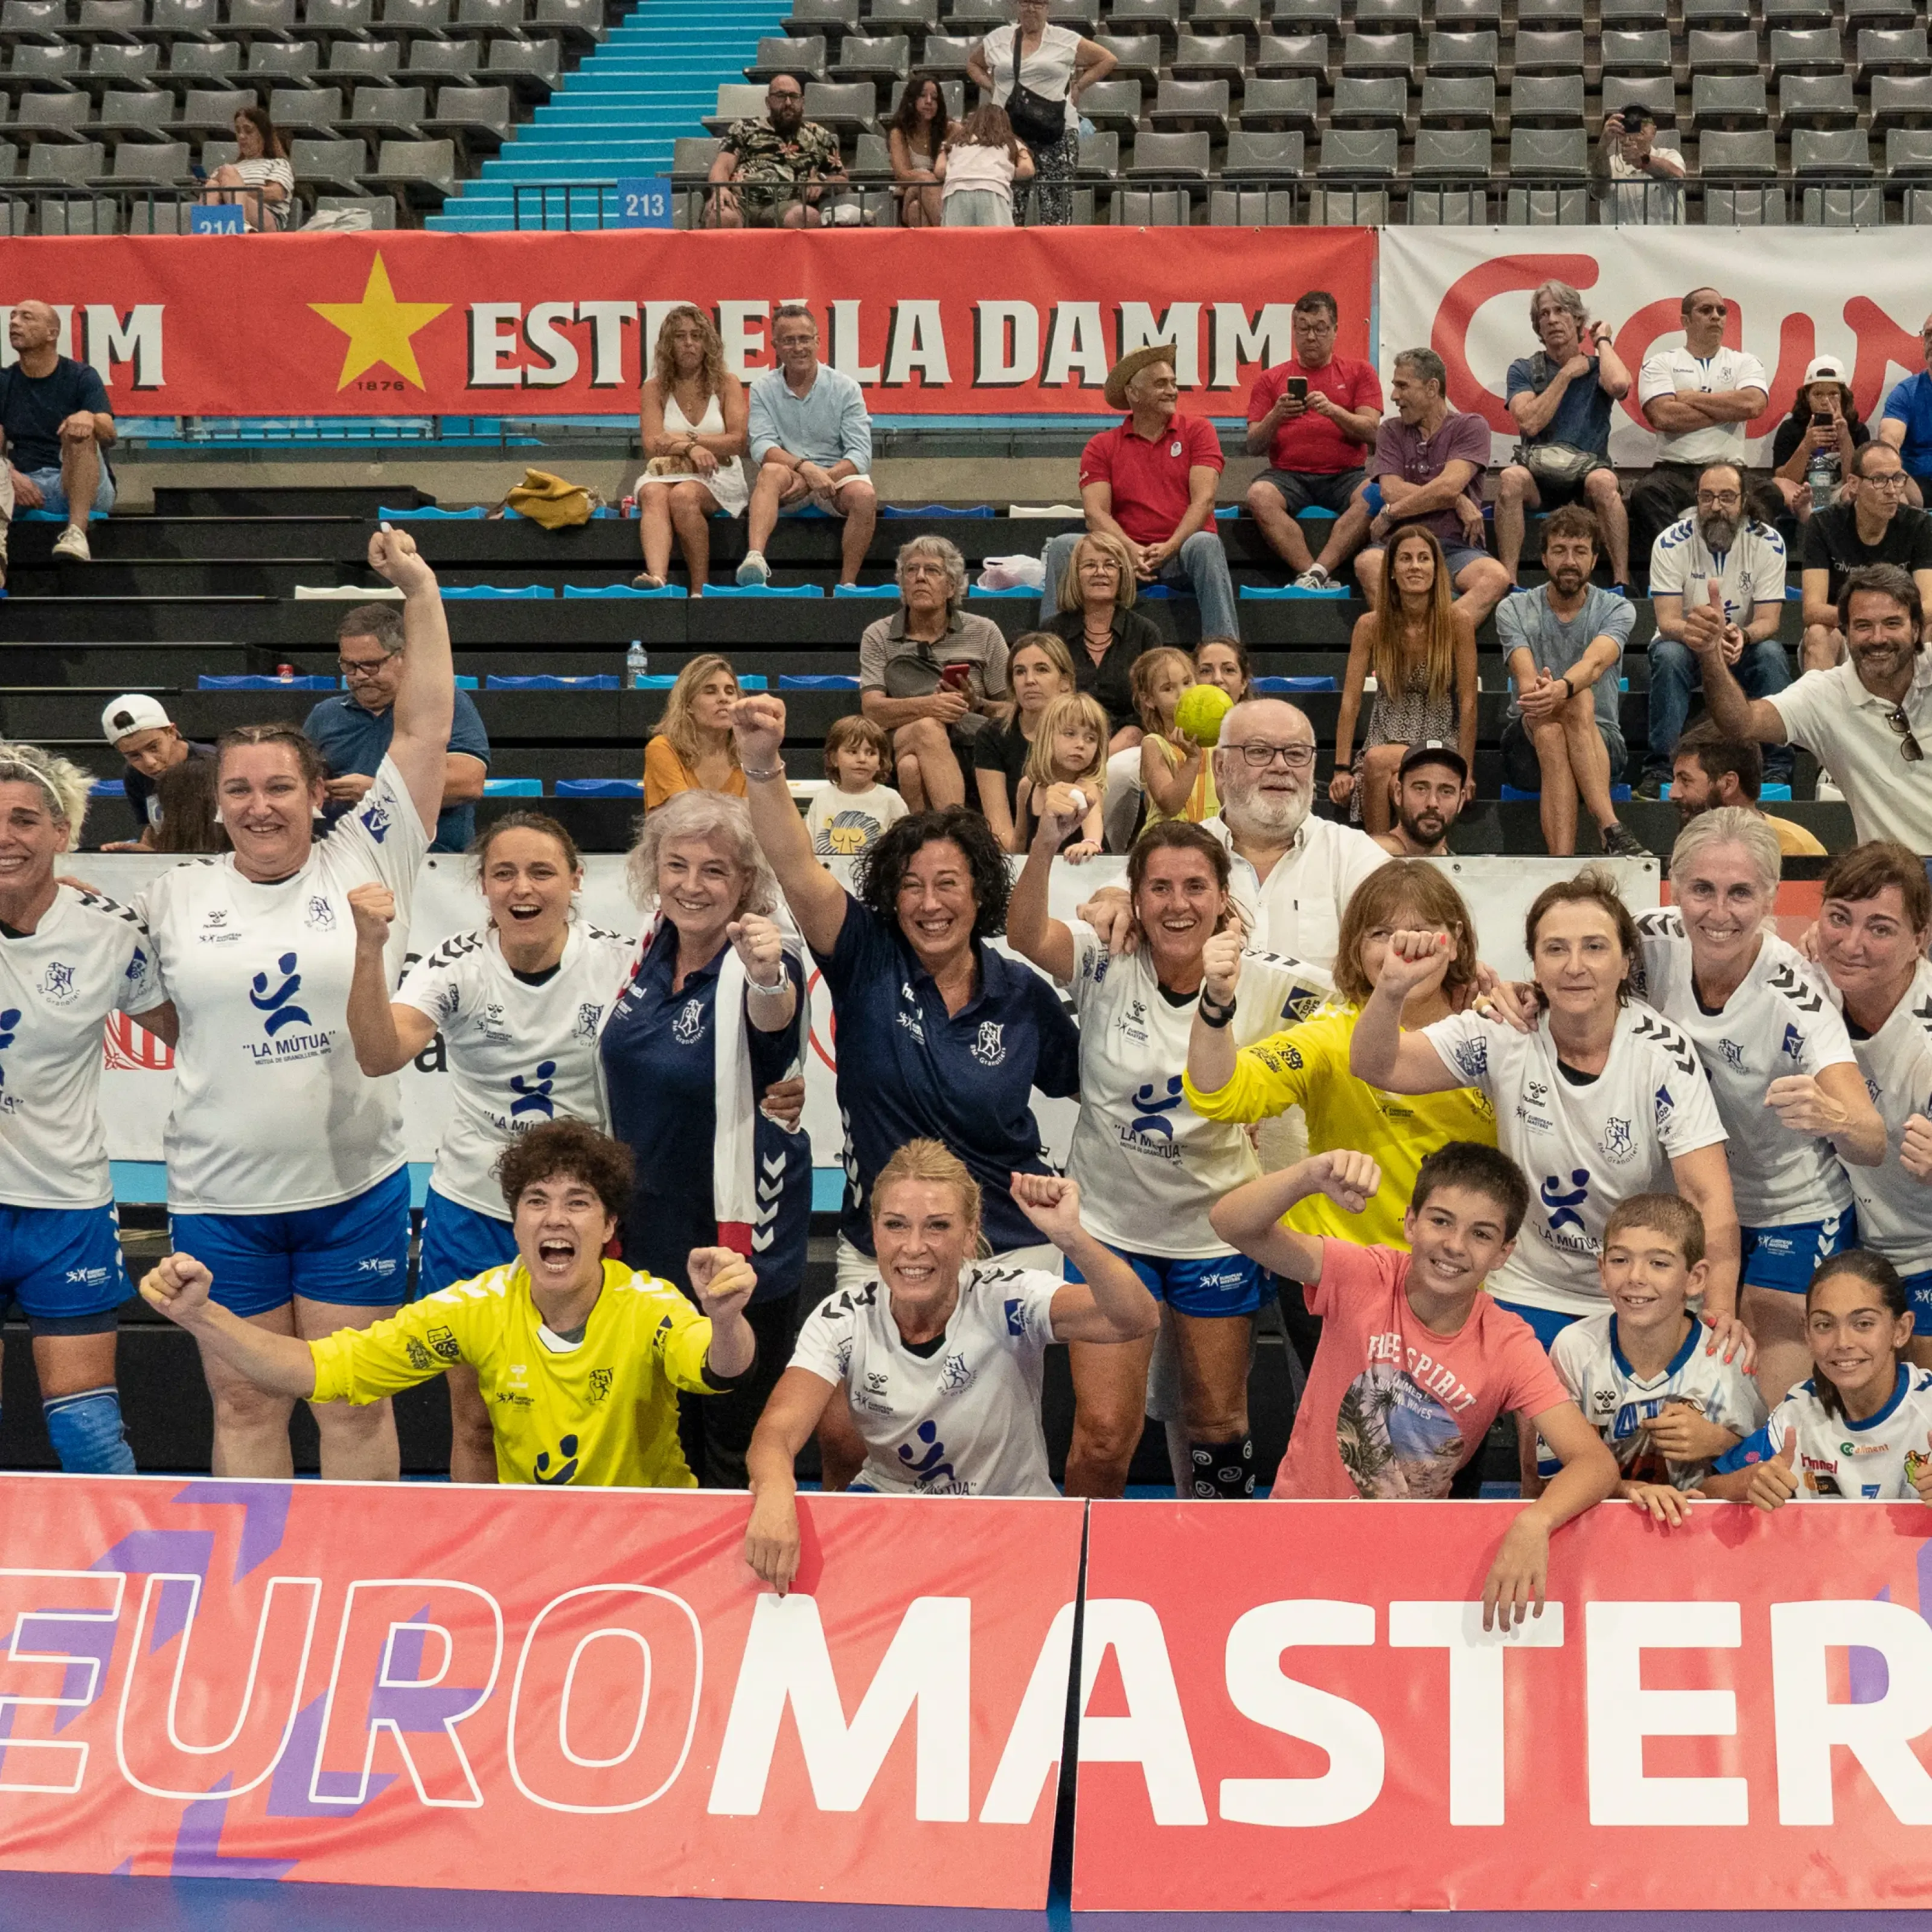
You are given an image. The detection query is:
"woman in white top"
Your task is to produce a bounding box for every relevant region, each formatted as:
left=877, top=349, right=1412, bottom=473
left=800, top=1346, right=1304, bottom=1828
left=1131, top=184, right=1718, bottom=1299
left=743, top=1141, right=1157, bottom=1591
left=342, top=811, right=638, bottom=1482
left=966, top=0, right=1115, bottom=226
left=1633, top=809, right=1884, bottom=1401
left=135, top=526, right=454, bottom=1483
left=635, top=305, right=749, bottom=594
left=201, top=106, right=294, bottom=231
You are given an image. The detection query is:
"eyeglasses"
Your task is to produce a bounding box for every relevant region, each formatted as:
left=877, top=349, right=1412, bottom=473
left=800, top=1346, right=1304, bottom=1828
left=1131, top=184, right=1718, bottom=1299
left=1696, top=492, right=1742, bottom=509
left=1232, top=741, right=1316, bottom=769
left=1886, top=706, right=1924, bottom=763
left=1864, top=471, right=1911, bottom=491
left=337, top=657, right=391, bottom=680
left=1690, top=302, right=1729, bottom=318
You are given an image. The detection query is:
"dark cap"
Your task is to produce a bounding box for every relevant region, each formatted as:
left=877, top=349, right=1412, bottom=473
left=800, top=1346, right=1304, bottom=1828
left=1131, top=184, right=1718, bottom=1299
left=1398, top=741, right=1468, bottom=784
left=1618, top=104, right=1656, bottom=129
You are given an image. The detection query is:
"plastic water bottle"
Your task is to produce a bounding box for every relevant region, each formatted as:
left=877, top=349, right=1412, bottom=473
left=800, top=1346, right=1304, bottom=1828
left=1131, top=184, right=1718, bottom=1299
left=1806, top=432, right=1841, bottom=512
left=625, top=641, right=648, bottom=690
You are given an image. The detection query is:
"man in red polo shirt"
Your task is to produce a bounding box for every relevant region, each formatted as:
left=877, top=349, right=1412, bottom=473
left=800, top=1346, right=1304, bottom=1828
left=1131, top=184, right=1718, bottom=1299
left=1244, top=290, right=1383, bottom=592
left=1037, top=347, right=1236, bottom=642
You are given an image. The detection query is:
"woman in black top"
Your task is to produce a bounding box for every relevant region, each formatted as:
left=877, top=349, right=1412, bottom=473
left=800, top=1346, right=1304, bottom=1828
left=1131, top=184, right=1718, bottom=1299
left=973, top=630, right=1075, bottom=850
left=1046, top=529, right=1163, bottom=750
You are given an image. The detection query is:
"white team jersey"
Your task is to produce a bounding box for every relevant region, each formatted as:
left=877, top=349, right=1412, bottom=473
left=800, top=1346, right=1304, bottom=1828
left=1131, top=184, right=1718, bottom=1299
left=1832, top=957, right=1932, bottom=1273
left=788, top=1264, right=1063, bottom=1497
left=1060, top=923, right=1327, bottom=1258
left=1423, top=1004, right=1728, bottom=1316
left=139, top=756, right=430, bottom=1214
left=1549, top=1311, right=1767, bottom=1489
left=1719, top=1367, right=1932, bottom=1500
left=0, top=886, right=162, bottom=1209
left=395, top=919, right=638, bottom=1219
left=1634, top=913, right=1857, bottom=1227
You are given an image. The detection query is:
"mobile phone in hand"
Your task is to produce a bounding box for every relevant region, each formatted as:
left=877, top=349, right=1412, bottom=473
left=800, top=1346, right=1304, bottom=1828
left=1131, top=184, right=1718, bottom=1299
left=1286, top=376, right=1309, bottom=401
left=941, top=661, right=972, bottom=691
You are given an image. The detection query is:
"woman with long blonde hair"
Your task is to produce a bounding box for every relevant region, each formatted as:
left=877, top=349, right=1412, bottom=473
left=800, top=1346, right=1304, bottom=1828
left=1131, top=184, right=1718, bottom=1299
left=636, top=305, right=748, bottom=594
left=1329, top=526, right=1476, bottom=838
left=644, top=653, right=744, bottom=808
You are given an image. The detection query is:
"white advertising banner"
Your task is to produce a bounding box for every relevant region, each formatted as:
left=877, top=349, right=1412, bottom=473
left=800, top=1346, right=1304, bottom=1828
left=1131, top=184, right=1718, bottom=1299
left=1377, top=227, right=1931, bottom=469
left=85, top=849, right=1655, bottom=1176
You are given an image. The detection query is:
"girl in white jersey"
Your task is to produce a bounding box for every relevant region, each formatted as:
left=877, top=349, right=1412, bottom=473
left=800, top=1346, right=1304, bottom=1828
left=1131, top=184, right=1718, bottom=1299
left=743, top=1140, right=1159, bottom=1593
left=1007, top=802, right=1325, bottom=1500
left=1812, top=840, right=1932, bottom=1343
left=1634, top=810, right=1884, bottom=1400
left=1352, top=870, right=1744, bottom=1354
left=1707, top=1249, right=1932, bottom=1506
left=342, top=811, right=636, bottom=1482
left=0, top=744, right=171, bottom=1472
left=136, top=526, right=455, bottom=1483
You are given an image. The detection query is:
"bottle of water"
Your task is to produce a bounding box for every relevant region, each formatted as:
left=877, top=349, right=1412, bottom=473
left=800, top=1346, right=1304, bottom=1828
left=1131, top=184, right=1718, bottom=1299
left=625, top=641, right=648, bottom=690
left=1806, top=433, right=1841, bottom=512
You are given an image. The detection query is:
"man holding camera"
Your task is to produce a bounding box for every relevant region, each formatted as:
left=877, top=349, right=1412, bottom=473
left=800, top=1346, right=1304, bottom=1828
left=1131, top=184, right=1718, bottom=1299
left=1594, top=105, right=1685, bottom=226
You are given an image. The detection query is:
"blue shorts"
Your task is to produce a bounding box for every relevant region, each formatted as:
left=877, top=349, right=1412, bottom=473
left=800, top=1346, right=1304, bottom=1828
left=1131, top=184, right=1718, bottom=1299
left=24, top=464, right=115, bottom=522
left=1741, top=1209, right=1859, bottom=1294
left=170, top=1168, right=411, bottom=1319
left=0, top=1203, right=130, bottom=1332
left=1902, top=1267, right=1932, bottom=1328
left=418, top=1186, right=518, bottom=1297
left=1066, top=1245, right=1268, bottom=1319
left=1490, top=1296, right=1582, bottom=1351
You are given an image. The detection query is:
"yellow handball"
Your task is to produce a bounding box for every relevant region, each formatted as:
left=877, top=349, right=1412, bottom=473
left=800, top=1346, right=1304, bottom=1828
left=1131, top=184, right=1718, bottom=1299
left=1173, top=682, right=1234, bottom=747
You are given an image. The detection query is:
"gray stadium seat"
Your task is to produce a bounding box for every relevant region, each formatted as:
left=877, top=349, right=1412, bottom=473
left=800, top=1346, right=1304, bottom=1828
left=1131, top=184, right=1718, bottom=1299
left=1239, top=75, right=1316, bottom=129
left=746, top=33, right=822, bottom=80
left=1888, top=127, right=1932, bottom=172
left=1412, top=124, right=1488, bottom=173
left=785, top=0, right=854, bottom=34
left=1431, top=0, right=1498, bottom=27
left=328, top=36, right=401, bottom=76
left=97, top=86, right=176, bottom=136
left=1872, top=72, right=1932, bottom=125
left=423, top=80, right=509, bottom=146
left=1512, top=30, right=1583, bottom=72
left=703, top=81, right=764, bottom=133
left=167, top=86, right=252, bottom=133
left=168, top=37, right=241, bottom=75
left=1073, top=128, right=1115, bottom=173
left=1504, top=181, right=1587, bottom=222
left=801, top=80, right=876, bottom=136
left=1340, top=31, right=1410, bottom=74
left=1046, top=0, right=1097, bottom=34
left=360, top=130, right=452, bottom=201
left=1688, top=29, right=1761, bottom=73
left=229, top=0, right=301, bottom=31
left=248, top=39, right=324, bottom=80
left=144, top=0, right=220, bottom=31
left=86, top=39, right=164, bottom=83
left=16, top=89, right=95, bottom=136
left=1793, top=124, right=1872, bottom=171
left=1768, top=28, right=1845, bottom=75
left=10, top=41, right=83, bottom=82
left=1802, top=183, right=1882, bottom=222
left=828, top=34, right=909, bottom=85
left=531, top=0, right=599, bottom=46
left=1601, top=30, right=1672, bottom=74
left=1110, top=185, right=1191, bottom=223
left=1420, top=74, right=1492, bottom=124
left=1208, top=185, right=1294, bottom=223
left=863, top=0, right=936, bottom=30
left=915, top=32, right=971, bottom=77
left=1683, top=0, right=1752, bottom=27
left=1107, top=0, right=1179, bottom=40
left=401, top=37, right=481, bottom=81
left=26, top=136, right=101, bottom=179
left=1252, top=33, right=1326, bottom=77
left=103, top=133, right=186, bottom=176
left=1779, top=72, right=1857, bottom=124
left=1689, top=74, right=1768, bottom=125
left=1510, top=73, right=1583, bottom=123
left=289, top=130, right=365, bottom=189
left=1508, top=124, right=1586, bottom=174
left=1697, top=125, right=1779, bottom=221
left=1270, top=0, right=1337, bottom=27
left=1148, top=77, right=1229, bottom=136
left=2, top=0, right=69, bottom=40
left=485, top=36, right=557, bottom=96
left=302, top=0, right=371, bottom=27
left=1765, top=0, right=1834, bottom=24
left=1317, top=124, right=1396, bottom=172
left=670, top=131, right=716, bottom=223
left=1221, top=126, right=1301, bottom=174
left=313, top=188, right=394, bottom=223
left=199, top=134, right=235, bottom=162
left=1858, top=28, right=1930, bottom=77
left=1076, top=78, right=1140, bottom=133
left=1846, top=0, right=1917, bottom=27
left=1598, top=0, right=1660, bottom=26
left=1515, top=0, right=1582, bottom=24
left=1601, top=77, right=1677, bottom=123
left=1307, top=184, right=1387, bottom=220
left=457, top=0, right=521, bottom=25
left=1190, top=0, right=1261, bottom=39
left=74, top=0, right=144, bottom=40
left=1124, top=126, right=1209, bottom=176
left=1425, top=30, right=1494, bottom=72
left=347, top=82, right=426, bottom=139
left=1329, top=74, right=1405, bottom=123
left=1171, top=33, right=1246, bottom=83
left=268, top=81, right=342, bottom=129
left=1092, top=34, right=1159, bottom=85
left=1352, top=0, right=1419, bottom=30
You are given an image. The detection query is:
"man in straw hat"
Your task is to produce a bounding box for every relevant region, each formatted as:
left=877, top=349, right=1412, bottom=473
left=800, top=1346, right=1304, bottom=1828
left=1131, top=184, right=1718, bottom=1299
left=1037, top=346, right=1236, bottom=642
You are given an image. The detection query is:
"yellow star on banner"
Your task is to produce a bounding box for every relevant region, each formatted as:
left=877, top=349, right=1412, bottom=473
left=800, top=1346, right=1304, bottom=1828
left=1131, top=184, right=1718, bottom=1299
left=309, top=252, right=449, bottom=389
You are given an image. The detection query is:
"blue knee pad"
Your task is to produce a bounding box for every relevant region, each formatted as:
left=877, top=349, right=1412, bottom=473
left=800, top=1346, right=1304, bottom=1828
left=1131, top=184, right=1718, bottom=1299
left=42, top=1385, right=135, bottom=1474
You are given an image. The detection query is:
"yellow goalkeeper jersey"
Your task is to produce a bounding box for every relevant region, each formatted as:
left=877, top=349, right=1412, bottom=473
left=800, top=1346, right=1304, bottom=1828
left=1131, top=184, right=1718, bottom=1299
left=308, top=1258, right=724, bottom=1488
left=1183, top=1005, right=1496, bottom=1249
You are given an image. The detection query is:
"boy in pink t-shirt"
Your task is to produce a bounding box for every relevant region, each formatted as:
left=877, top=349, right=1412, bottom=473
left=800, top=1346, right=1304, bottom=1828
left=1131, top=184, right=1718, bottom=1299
left=1212, top=1140, right=1618, bottom=1630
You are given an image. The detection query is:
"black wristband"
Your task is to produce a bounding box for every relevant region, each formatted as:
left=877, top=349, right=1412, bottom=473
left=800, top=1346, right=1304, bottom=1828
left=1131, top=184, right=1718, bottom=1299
left=1199, top=993, right=1236, bottom=1030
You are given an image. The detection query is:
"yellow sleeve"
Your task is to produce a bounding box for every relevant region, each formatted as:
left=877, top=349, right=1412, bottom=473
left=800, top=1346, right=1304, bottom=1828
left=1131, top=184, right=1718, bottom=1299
left=639, top=1279, right=722, bottom=1396
left=1183, top=1025, right=1313, bottom=1123
left=643, top=736, right=694, bottom=809
left=309, top=1292, right=479, bottom=1406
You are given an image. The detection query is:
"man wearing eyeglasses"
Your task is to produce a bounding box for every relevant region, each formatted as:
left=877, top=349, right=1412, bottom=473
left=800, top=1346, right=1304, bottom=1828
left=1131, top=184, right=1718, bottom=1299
left=304, top=603, right=490, bottom=854
left=1801, top=443, right=1932, bottom=674
left=1639, top=461, right=1791, bottom=799
left=1877, top=313, right=1932, bottom=512
left=1688, top=561, right=1932, bottom=854
left=1629, top=287, right=1769, bottom=569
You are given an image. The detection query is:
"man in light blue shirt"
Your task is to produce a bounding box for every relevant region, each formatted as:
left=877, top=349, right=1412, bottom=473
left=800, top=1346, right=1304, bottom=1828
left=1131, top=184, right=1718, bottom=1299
left=1879, top=312, right=1932, bottom=508
left=740, top=303, right=876, bottom=587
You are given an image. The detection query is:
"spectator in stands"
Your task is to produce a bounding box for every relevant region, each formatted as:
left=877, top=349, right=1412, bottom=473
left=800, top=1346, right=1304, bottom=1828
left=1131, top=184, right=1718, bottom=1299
left=975, top=630, right=1075, bottom=848
left=200, top=106, right=293, bottom=232
left=807, top=715, right=906, bottom=856
left=1494, top=281, right=1632, bottom=590
left=1041, top=348, right=1236, bottom=645
left=1243, top=291, right=1382, bottom=592
left=1044, top=528, right=1160, bottom=752
left=1593, top=106, right=1686, bottom=226
left=1495, top=505, right=1646, bottom=859
left=1669, top=720, right=1824, bottom=857
left=635, top=307, right=747, bottom=595
left=859, top=534, right=1011, bottom=811
left=644, top=653, right=744, bottom=810
left=1640, top=460, right=1791, bottom=798
left=1375, top=744, right=1471, bottom=858
left=739, top=305, right=875, bottom=590
left=1194, top=635, right=1252, bottom=705
left=1332, top=529, right=1477, bottom=840
left=965, top=0, right=1116, bottom=227
left=1771, top=355, right=1867, bottom=531
left=1135, top=647, right=1215, bottom=830
left=307, top=601, right=489, bottom=854
left=888, top=72, right=959, bottom=228
left=98, top=695, right=214, bottom=851
left=1355, top=348, right=1511, bottom=627
left=1629, top=287, right=1770, bottom=566
left=1878, top=312, right=1932, bottom=509
left=0, top=298, right=115, bottom=574
left=705, top=75, right=845, bottom=229
left=936, top=106, right=1035, bottom=226
left=1800, top=441, right=1932, bottom=672
left=1687, top=563, right=1932, bottom=855
left=152, top=755, right=229, bottom=856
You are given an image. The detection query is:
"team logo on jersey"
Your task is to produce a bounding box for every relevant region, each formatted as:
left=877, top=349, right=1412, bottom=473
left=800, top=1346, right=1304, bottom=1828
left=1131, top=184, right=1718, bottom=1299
left=1541, top=1168, right=1590, bottom=1235
left=38, top=962, right=75, bottom=1005
left=672, top=999, right=706, bottom=1046
left=865, top=1369, right=889, bottom=1394
left=405, top=1337, right=433, bottom=1371
left=834, top=1335, right=854, bottom=1377
left=125, top=947, right=149, bottom=987
left=897, top=1419, right=958, bottom=1489
left=304, top=895, right=336, bottom=932
left=1121, top=1075, right=1186, bottom=1160
left=533, top=1433, right=580, bottom=1484
left=1005, top=1297, right=1028, bottom=1337
left=248, top=953, right=313, bottom=1037
left=1720, top=1039, right=1746, bottom=1072
left=1525, top=1078, right=1549, bottom=1106
left=1780, top=1022, right=1805, bottom=1061
left=202, top=910, right=229, bottom=930
left=588, top=1367, right=613, bottom=1404
left=65, top=1264, right=111, bottom=1287
left=1653, top=1083, right=1675, bottom=1128
left=1601, top=1117, right=1635, bottom=1163
left=970, top=1021, right=1006, bottom=1067
left=574, top=1002, right=603, bottom=1041
left=0, top=1008, right=19, bottom=1095
left=509, top=1060, right=558, bottom=1119
left=939, top=1351, right=975, bottom=1393
left=358, top=796, right=393, bottom=844
left=1448, top=1036, right=1488, bottom=1083
left=427, top=1324, right=461, bottom=1361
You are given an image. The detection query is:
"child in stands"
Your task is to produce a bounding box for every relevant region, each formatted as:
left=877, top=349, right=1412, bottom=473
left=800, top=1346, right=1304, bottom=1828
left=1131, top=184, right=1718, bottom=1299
left=1015, top=691, right=1107, bottom=859
left=936, top=105, right=1036, bottom=227
left=805, top=714, right=907, bottom=857
left=1137, top=646, right=1218, bottom=827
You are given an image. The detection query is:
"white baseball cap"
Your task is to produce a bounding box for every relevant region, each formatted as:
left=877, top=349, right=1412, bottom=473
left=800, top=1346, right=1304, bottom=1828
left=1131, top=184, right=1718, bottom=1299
left=1804, top=355, right=1849, bottom=386
left=101, top=694, right=174, bottom=746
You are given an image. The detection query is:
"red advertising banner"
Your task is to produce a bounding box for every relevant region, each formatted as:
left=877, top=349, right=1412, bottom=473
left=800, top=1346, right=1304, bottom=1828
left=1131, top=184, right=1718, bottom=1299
left=1075, top=1499, right=1932, bottom=1913
left=0, top=1475, right=1082, bottom=1907
left=2, top=228, right=1373, bottom=420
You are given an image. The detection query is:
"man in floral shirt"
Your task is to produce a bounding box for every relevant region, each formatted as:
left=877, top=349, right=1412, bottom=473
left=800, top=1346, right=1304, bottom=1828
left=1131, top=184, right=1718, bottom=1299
left=706, top=75, right=846, bottom=227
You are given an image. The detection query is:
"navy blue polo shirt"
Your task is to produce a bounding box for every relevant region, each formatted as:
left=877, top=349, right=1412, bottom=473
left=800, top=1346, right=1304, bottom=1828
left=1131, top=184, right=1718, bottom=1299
left=816, top=894, right=1081, bottom=1256
left=600, top=921, right=810, bottom=1306
left=302, top=687, right=491, bottom=853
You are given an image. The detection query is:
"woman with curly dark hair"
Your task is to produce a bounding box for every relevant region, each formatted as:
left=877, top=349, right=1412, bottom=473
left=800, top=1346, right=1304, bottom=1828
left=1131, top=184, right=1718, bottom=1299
left=888, top=71, right=959, bottom=228
left=733, top=693, right=1080, bottom=1300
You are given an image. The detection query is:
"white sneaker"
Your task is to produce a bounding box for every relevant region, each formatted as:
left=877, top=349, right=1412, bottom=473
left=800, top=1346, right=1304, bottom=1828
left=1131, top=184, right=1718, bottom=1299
left=1293, top=565, right=1332, bottom=590
left=53, top=523, right=91, bottom=563
left=735, top=549, right=770, bottom=587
